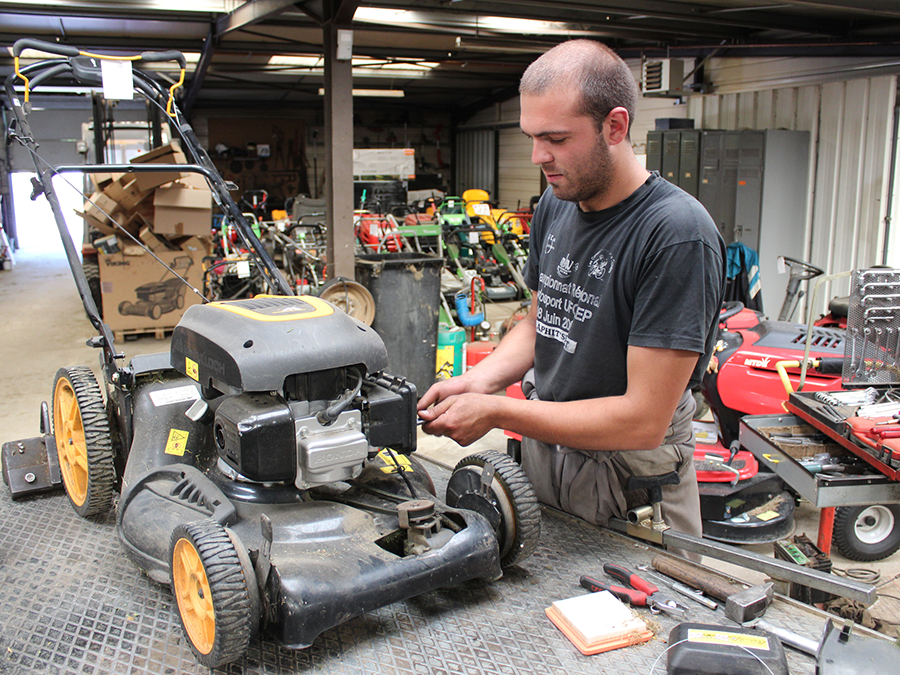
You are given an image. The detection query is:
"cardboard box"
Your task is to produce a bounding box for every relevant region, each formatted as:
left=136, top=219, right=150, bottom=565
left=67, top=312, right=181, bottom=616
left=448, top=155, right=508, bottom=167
left=153, top=183, right=213, bottom=238
left=104, top=175, right=152, bottom=212
left=98, top=236, right=205, bottom=332
left=130, top=141, right=188, bottom=192
left=79, top=191, right=120, bottom=235
left=138, top=226, right=173, bottom=252
left=88, top=172, right=124, bottom=191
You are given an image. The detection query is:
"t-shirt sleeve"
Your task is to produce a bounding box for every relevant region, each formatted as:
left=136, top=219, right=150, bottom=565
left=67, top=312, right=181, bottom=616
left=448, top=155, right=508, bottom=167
left=628, top=239, right=724, bottom=354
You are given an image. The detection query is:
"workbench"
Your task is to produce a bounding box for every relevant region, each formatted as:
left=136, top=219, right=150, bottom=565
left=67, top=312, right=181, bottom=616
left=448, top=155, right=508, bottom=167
left=0, top=460, right=858, bottom=675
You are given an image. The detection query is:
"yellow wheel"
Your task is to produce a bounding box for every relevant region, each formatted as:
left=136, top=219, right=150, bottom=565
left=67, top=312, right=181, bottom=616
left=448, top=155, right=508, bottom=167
left=170, top=521, right=253, bottom=668
left=52, top=366, right=114, bottom=517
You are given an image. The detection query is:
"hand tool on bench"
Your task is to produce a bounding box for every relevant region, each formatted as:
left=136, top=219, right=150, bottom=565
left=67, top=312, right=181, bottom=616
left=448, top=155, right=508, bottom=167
left=580, top=563, right=689, bottom=617
left=637, top=564, right=719, bottom=610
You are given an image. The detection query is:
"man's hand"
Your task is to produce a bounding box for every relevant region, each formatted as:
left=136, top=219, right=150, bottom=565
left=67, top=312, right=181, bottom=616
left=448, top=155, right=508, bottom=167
left=418, top=392, right=501, bottom=446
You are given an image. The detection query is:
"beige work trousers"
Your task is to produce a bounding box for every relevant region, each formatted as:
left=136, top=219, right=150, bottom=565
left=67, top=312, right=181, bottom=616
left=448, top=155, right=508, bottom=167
left=519, top=371, right=703, bottom=562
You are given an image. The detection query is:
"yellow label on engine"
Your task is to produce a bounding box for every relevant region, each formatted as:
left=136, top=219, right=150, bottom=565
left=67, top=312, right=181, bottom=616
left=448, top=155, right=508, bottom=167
left=687, top=628, right=770, bottom=650
left=376, top=449, right=413, bottom=473
left=164, top=429, right=190, bottom=456
left=185, top=357, right=199, bottom=381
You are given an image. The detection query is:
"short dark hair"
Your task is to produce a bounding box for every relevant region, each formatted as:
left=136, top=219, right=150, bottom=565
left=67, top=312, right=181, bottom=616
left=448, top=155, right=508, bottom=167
left=520, top=40, right=638, bottom=137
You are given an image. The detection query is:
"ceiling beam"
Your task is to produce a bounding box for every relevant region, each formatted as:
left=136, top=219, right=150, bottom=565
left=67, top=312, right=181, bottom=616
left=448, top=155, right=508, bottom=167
left=215, top=0, right=301, bottom=37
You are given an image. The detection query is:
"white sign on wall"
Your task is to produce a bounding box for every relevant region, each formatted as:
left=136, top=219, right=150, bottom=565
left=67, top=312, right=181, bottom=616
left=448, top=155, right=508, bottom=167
left=352, top=148, right=415, bottom=179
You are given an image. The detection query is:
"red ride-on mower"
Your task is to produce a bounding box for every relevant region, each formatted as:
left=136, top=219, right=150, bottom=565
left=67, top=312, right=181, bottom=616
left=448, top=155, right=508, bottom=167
left=696, top=297, right=846, bottom=544
left=1, top=40, right=541, bottom=669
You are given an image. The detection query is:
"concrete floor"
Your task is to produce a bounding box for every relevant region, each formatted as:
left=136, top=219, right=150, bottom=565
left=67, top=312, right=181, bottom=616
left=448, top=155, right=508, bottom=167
left=2, top=219, right=899, bottom=637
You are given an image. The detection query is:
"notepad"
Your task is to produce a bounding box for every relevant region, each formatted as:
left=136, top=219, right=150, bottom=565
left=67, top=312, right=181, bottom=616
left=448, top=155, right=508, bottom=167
left=546, top=590, right=653, bottom=655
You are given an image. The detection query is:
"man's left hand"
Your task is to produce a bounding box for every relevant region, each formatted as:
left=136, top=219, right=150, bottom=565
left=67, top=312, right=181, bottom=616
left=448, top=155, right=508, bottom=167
left=418, top=392, right=499, bottom=447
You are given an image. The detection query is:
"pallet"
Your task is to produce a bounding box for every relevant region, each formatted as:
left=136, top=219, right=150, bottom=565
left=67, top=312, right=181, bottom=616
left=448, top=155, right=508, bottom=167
left=112, top=326, right=176, bottom=341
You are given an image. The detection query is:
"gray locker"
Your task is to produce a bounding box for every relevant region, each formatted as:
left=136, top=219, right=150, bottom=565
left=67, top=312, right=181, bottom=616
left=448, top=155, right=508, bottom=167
left=646, top=130, right=662, bottom=173
left=661, top=130, right=681, bottom=183
left=678, top=129, right=701, bottom=198
left=698, top=130, right=726, bottom=240
left=696, top=129, right=810, bottom=315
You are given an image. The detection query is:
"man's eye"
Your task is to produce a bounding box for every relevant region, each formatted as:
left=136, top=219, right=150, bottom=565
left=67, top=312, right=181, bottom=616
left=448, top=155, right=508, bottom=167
left=548, top=137, right=566, bottom=144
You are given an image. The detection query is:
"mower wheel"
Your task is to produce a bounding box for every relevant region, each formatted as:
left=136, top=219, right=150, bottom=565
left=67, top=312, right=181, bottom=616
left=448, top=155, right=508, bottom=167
left=833, top=504, right=900, bottom=561
left=317, top=278, right=376, bottom=326
left=446, top=450, right=541, bottom=567
left=82, top=259, right=103, bottom=319
left=52, top=366, right=115, bottom=517
left=170, top=521, right=254, bottom=668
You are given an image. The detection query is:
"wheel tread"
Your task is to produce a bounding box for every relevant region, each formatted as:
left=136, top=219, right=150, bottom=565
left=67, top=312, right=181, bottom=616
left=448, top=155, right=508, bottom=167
left=171, top=520, right=253, bottom=668
left=452, top=450, right=541, bottom=567
left=53, top=366, right=115, bottom=516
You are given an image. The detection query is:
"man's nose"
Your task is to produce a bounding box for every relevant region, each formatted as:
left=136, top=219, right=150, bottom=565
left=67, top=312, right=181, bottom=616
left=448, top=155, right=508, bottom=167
left=531, top=141, right=552, bottom=166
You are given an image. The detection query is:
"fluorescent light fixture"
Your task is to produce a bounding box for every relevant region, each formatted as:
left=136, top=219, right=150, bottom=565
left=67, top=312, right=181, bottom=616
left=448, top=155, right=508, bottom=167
left=355, top=7, right=600, bottom=37
left=269, top=55, right=436, bottom=78
left=318, top=88, right=405, bottom=97
left=454, top=37, right=547, bottom=54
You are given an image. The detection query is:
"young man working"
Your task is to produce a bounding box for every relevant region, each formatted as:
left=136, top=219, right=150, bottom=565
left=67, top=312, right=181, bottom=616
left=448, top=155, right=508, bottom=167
left=418, top=40, right=725, bottom=550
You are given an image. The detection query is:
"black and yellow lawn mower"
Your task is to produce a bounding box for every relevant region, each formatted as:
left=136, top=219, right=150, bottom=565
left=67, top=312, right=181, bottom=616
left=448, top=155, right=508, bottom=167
left=1, top=40, right=540, bottom=668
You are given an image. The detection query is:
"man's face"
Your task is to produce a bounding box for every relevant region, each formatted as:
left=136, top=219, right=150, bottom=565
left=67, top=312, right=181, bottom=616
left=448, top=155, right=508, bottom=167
left=520, top=87, right=613, bottom=211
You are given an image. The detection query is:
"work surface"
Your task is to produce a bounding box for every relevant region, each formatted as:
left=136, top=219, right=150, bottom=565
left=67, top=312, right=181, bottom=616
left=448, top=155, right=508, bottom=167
left=0, top=462, right=841, bottom=675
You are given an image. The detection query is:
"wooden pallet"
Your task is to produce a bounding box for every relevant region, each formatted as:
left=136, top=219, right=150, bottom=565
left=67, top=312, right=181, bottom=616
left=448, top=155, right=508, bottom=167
left=112, top=326, right=176, bottom=342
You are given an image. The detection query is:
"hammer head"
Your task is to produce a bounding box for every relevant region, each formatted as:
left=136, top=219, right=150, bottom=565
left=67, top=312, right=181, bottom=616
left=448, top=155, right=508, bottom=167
left=725, top=582, right=775, bottom=624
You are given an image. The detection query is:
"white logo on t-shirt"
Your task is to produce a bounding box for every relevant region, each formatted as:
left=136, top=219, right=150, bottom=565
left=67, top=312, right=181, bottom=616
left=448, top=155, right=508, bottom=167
left=544, top=233, right=557, bottom=254
left=557, top=255, right=578, bottom=278
left=589, top=250, right=614, bottom=280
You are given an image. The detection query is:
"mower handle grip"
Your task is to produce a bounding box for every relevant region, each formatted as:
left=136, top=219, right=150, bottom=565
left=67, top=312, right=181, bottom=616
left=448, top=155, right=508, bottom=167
left=139, top=50, right=187, bottom=70
left=13, top=39, right=79, bottom=58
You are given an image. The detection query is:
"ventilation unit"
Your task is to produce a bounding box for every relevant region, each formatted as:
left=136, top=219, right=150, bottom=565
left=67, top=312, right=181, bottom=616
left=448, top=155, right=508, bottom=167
left=642, top=59, right=685, bottom=97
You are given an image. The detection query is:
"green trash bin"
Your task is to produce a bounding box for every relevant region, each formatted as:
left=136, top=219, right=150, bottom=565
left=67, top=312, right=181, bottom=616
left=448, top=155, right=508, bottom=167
left=355, top=252, right=443, bottom=397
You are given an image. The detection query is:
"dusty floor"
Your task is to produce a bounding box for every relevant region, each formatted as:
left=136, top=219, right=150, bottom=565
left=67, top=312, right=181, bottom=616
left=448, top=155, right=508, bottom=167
left=1, top=215, right=899, bottom=639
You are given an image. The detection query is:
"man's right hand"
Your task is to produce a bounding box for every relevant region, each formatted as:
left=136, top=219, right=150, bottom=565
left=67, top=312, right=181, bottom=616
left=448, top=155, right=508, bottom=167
left=417, top=372, right=479, bottom=412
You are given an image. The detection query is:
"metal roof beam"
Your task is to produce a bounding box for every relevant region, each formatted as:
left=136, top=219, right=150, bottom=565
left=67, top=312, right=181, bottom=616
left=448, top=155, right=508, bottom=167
left=215, top=0, right=301, bottom=37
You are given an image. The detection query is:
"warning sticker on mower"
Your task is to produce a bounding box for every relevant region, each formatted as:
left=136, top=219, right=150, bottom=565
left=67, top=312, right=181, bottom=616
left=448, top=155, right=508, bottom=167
left=687, top=628, right=770, bottom=650
left=376, top=449, right=413, bottom=473
left=185, top=357, right=199, bottom=381
left=164, top=429, right=190, bottom=456
left=149, top=386, right=200, bottom=407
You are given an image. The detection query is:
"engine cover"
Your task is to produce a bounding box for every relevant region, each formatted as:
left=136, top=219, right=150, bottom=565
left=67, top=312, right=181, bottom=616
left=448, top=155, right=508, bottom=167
left=170, top=295, right=388, bottom=394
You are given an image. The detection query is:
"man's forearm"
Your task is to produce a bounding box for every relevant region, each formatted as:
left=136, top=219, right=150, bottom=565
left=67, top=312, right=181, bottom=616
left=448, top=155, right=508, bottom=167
left=463, top=309, right=537, bottom=394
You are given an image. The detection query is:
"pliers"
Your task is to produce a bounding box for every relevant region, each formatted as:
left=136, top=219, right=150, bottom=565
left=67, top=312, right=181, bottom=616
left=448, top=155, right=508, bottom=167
left=580, top=563, right=689, bottom=617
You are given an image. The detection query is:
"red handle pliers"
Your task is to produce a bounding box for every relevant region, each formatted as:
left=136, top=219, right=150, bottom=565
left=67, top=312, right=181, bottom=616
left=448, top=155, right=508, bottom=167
left=580, top=563, right=688, bottom=617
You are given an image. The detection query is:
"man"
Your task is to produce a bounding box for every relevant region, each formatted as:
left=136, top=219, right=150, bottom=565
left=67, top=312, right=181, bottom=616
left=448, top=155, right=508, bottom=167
left=418, top=40, right=725, bottom=550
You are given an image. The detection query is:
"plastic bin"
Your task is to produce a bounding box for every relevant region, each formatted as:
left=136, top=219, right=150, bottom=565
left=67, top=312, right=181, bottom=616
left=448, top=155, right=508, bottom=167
left=355, top=252, right=443, bottom=397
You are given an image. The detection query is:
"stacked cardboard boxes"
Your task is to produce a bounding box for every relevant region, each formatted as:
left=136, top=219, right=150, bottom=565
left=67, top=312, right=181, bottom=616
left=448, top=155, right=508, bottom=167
left=83, top=142, right=214, bottom=334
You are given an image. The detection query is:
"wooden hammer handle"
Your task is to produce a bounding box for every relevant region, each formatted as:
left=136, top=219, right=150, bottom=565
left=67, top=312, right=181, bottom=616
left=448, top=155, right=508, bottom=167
left=651, top=555, right=746, bottom=602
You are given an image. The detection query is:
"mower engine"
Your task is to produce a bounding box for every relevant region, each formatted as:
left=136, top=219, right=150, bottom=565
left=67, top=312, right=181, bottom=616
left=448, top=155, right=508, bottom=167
left=170, top=294, right=416, bottom=489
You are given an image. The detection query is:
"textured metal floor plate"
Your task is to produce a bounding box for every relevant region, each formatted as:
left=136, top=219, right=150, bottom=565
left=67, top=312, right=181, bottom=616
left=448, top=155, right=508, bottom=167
left=0, top=467, right=827, bottom=674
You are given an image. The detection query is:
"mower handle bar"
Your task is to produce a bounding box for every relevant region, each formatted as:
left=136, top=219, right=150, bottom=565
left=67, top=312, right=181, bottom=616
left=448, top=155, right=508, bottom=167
left=13, top=38, right=187, bottom=69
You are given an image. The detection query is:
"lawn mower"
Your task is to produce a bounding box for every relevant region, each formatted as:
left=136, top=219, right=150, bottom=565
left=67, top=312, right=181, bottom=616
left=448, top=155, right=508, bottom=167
left=1, top=40, right=541, bottom=668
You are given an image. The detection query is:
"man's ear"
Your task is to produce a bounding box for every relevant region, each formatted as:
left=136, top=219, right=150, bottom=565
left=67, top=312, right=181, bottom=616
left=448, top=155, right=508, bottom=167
left=605, top=106, right=630, bottom=145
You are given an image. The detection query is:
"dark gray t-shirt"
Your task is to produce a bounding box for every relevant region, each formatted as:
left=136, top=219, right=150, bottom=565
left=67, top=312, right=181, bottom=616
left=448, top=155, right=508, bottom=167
left=524, top=172, right=725, bottom=402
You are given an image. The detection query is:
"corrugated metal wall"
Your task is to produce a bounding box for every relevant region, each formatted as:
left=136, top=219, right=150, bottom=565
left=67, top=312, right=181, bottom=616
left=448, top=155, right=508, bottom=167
left=454, top=128, right=497, bottom=199
left=457, top=99, right=542, bottom=210
left=685, top=61, right=898, bottom=316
